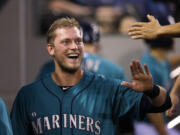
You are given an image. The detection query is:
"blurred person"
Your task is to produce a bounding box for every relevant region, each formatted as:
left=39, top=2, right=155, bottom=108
left=0, top=97, right=13, bottom=135
left=11, top=17, right=171, bottom=135
left=128, top=15, right=180, bottom=39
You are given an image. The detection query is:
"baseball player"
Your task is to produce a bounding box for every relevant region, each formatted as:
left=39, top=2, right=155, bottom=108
left=0, top=97, right=13, bottom=135
left=11, top=17, right=171, bottom=135
left=37, top=21, right=128, bottom=135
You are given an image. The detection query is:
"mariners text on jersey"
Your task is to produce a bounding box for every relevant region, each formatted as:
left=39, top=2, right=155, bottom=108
left=31, top=113, right=101, bottom=134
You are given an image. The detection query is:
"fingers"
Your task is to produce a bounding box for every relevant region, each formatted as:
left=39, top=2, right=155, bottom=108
left=137, top=61, right=144, bottom=73
left=131, top=59, right=144, bottom=74
left=128, top=25, right=143, bottom=33
left=128, top=24, right=144, bottom=39
left=144, top=64, right=150, bottom=75
left=128, top=30, right=143, bottom=39
left=147, top=14, right=158, bottom=23
left=130, top=60, right=138, bottom=78
left=130, top=22, right=146, bottom=28
left=131, top=35, right=145, bottom=39
left=128, top=29, right=142, bottom=36
left=132, top=60, right=139, bottom=73
left=130, top=63, right=135, bottom=77
left=147, top=14, right=154, bottom=22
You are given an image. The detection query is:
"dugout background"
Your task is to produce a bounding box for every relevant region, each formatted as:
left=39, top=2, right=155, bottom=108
left=0, top=0, right=180, bottom=116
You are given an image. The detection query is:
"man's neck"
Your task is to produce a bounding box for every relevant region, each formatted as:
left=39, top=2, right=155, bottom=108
left=51, top=68, right=84, bottom=86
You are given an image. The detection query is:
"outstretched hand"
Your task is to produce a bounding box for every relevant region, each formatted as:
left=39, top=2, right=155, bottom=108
left=121, top=59, right=153, bottom=92
left=128, top=15, right=161, bottom=39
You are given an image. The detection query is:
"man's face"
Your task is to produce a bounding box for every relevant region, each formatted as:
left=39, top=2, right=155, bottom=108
left=51, top=27, right=84, bottom=73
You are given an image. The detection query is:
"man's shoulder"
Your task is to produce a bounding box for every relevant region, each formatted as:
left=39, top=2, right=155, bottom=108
left=18, top=79, right=43, bottom=96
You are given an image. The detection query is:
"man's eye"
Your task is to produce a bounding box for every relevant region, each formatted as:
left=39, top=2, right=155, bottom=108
left=62, top=40, right=70, bottom=45
left=76, top=39, right=82, bottom=45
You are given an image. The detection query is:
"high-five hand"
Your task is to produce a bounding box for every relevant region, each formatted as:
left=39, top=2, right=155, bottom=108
left=128, top=15, right=161, bottom=39
left=121, top=59, right=153, bottom=92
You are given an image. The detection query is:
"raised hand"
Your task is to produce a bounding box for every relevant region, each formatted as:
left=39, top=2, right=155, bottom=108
left=121, top=59, right=153, bottom=92
left=128, top=15, right=161, bottom=39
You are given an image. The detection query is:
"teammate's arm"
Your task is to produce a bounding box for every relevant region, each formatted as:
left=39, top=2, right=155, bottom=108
left=166, top=75, right=180, bottom=117
left=121, top=59, right=169, bottom=107
left=128, top=15, right=180, bottom=39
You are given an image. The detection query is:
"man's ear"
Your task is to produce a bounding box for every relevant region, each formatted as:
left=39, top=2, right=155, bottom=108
left=46, top=44, right=54, bottom=56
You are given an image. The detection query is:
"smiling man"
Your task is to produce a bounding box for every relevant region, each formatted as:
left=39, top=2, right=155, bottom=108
left=11, top=17, right=171, bottom=135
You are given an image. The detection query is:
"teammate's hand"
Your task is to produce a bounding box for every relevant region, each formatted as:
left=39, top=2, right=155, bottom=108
left=121, top=59, right=153, bottom=92
left=166, top=93, right=179, bottom=117
left=128, top=15, right=161, bottom=39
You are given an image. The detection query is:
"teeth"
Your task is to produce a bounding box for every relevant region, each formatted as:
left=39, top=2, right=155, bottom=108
left=68, top=54, right=78, bottom=57
left=67, top=54, right=79, bottom=58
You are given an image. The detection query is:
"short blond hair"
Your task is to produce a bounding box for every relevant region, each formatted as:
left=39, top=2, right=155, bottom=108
left=46, top=17, right=81, bottom=44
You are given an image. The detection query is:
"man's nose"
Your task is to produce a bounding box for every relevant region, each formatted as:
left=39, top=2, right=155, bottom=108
left=70, top=41, right=78, bottom=49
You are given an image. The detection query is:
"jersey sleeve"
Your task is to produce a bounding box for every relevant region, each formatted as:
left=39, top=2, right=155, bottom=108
left=112, top=83, right=143, bottom=120
left=11, top=88, right=32, bottom=135
left=0, top=98, right=13, bottom=135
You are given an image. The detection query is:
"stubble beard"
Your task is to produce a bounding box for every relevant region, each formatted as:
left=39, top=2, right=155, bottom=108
left=57, top=59, right=82, bottom=74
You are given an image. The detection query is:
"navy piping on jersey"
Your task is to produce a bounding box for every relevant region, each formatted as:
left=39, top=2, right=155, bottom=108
left=41, top=78, right=63, bottom=135
left=70, top=74, right=95, bottom=135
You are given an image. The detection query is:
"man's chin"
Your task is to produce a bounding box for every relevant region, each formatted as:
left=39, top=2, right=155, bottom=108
left=62, top=66, right=80, bottom=74
left=58, top=61, right=82, bottom=73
